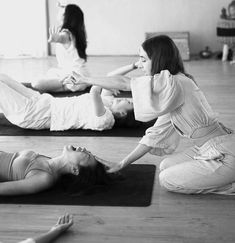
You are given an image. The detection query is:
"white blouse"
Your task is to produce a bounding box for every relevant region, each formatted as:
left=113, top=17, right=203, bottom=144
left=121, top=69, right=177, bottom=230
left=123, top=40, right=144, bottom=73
left=130, top=70, right=220, bottom=156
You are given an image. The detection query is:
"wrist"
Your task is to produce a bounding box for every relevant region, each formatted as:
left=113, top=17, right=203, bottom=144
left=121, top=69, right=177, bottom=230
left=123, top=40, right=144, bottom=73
left=120, top=159, right=128, bottom=168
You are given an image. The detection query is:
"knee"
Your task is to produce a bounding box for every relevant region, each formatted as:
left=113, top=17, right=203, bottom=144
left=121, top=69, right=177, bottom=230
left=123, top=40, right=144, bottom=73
left=159, top=169, right=200, bottom=194
left=31, top=79, right=42, bottom=89
left=159, top=169, right=177, bottom=192
left=159, top=157, right=174, bottom=172
left=159, top=168, right=188, bottom=193
left=0, top=73, right=10, bottom=81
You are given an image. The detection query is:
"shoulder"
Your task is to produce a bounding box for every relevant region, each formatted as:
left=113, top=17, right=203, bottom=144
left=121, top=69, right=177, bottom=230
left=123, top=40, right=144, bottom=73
left=131, top=70, right=179, bottom=94
left=17, top=150, right=37, bottom=160
left=152, top=70, right=185, bottom=93
left=61, top=28, right=72, bottom=38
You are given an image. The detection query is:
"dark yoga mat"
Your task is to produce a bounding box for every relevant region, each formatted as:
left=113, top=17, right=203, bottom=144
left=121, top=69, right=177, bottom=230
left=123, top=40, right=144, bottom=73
left=0, top=164, right=156, bottom=207
left=0, top=83, right=155, bottom=137
left=0, top=114, right=155, bottom=137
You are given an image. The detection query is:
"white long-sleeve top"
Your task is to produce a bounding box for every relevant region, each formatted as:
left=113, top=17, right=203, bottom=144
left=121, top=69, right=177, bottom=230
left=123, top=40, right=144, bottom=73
left=130, top=70, right=222, bottom=156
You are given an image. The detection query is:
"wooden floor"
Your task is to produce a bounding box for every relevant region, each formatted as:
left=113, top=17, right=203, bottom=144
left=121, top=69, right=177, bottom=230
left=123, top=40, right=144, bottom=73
left=0, top=56, right=235, bottom=243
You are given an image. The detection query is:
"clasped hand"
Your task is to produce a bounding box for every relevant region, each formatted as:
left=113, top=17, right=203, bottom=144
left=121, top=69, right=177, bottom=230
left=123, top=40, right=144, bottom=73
left=61, top=72, right=85, bottom=92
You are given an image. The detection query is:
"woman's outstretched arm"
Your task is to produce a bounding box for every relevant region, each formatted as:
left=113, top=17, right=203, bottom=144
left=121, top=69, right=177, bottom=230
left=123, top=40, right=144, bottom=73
left=101, top=61, right=139, bottom=96
left=66, top=72, right=132, bottom=91
left=62, top=60, right=139, bottom=92
left=19, top=214, right=73, bottom=243
left=0, top=173, right=53, bottom=195
left=107, top=143, right=152, bottom=173
left=106, top=61, right=139, bottom=77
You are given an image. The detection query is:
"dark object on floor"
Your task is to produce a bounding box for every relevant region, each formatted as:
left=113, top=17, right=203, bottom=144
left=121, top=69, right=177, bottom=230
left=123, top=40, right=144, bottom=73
left=199, top=46, right=212, bottom=59
left=0, top=164, right=156, bottom=207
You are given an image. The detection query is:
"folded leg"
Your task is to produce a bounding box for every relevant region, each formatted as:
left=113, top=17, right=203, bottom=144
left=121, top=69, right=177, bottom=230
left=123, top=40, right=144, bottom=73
left=0, top=73, right=39, bottom=98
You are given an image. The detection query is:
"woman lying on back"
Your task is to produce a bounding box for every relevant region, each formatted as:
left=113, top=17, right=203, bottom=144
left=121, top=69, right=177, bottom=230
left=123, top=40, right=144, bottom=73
left=0, top=74, right=139, bottom=132
left=0, top=145, right=111, bottom=195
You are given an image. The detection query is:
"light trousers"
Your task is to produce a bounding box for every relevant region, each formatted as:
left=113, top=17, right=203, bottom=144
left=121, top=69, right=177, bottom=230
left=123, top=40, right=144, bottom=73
left=0, top=74, right=51, bottom=129
left=159, top=133, right=235, bottom=195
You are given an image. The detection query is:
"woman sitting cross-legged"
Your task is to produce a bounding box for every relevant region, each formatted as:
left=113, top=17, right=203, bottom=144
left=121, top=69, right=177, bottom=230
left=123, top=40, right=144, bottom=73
left=0, top=145, right=113, bottom=196
left=0, top=74, right=142, bottom=131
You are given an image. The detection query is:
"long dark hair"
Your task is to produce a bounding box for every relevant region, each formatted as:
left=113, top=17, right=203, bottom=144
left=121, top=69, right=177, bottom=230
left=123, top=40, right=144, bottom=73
left=56, top=160, right=121, bottom=196
left=62, top=4, right=87, bottom=61
left=113, top=109, right=146, bottom=128
left=142, top=35, right=195, bottom=82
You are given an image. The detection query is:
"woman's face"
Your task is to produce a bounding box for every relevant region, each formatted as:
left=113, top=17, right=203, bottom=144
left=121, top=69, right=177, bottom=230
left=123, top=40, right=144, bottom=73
left=111, top=98, right=133, bottom=115
left=63, top=145, right=97, bottom=170
left=138, top=46, right=152, bottom=76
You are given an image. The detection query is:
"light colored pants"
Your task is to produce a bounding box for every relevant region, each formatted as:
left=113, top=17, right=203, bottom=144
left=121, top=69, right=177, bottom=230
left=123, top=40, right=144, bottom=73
left=159, top=133, right=235, bottom=195
left=0, top=74, right=52, bottom=129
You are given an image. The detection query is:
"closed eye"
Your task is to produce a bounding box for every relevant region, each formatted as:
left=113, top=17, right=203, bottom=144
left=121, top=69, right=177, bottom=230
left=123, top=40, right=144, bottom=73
left=71, top=146, right=76, bottom=151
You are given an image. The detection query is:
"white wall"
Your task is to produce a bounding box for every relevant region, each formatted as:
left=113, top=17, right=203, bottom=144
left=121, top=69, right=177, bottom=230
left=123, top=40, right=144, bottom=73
left=0, top=0, right=48, bottom=57
left=48, top=0, right=230, bottom=55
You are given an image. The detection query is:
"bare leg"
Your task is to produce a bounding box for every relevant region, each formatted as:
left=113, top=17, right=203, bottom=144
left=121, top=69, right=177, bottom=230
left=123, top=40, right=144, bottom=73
left=32, top=76, right=89, bottom=92
left=31, top=67, right=90, bottom=92
left=31, top=77, right=67, bottom=92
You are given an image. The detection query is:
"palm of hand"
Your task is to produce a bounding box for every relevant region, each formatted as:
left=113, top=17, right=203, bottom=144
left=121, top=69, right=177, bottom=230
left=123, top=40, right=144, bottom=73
left=51, top=214, right=73, bottom=233
left=107, top=162, right=123, bottom=173
left=48, top=26, right=60, bottom=43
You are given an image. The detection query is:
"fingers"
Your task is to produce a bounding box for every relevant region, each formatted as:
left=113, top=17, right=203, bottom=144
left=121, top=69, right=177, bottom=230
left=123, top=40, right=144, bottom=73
left=67, top=214, right=74, bottom=226
left=134, top=59, right=141, bottom=68
left=48, top=26, right=61, bottom=42
left=58, top=213, right=73, bottom=225
left=71, top=71, right=81, bottom=80
left=106, top=161, right=124, bottom=173
left=106, top=167, right=119, bottom=173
